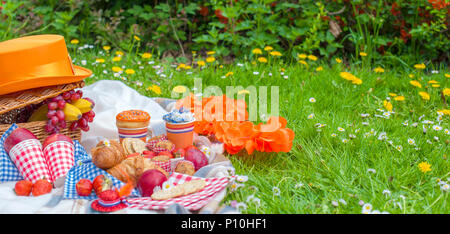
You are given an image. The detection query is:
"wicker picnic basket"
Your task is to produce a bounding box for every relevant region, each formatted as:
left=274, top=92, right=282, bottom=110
left=0, top=81, right=85, bottom=143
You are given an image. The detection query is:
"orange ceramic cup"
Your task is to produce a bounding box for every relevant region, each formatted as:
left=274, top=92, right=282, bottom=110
left=165, top=120, right=195, bottom=149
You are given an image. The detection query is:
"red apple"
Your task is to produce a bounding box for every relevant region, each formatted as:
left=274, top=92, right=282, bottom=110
left=4, top=128, right=38, bottom=154
left=43, top=133, right=73, bottom=149
left=184, top=145, right=208, bottom=171
left=173, top=148, right=185, bottom=158
left=137, top=169, right=168, bottom=197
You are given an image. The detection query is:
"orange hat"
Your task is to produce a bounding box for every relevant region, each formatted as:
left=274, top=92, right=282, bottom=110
left=0, top=34, right=92, bottom=95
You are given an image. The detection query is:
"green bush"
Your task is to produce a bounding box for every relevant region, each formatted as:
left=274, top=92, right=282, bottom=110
left=0, top=0, right=448, bottom=65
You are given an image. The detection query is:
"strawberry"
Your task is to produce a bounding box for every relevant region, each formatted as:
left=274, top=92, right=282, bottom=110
left=32, top=179, right=53, bottom=196
left=14, top=180, right=33, bottom=196
left=93, top=175, right=113, bottom=196
left=76, top=179, right=93, bottom=196
left=173, top=148, right=185, bottom=158
left=142, top=150, right=157, bottom=159
left=157, top=151, right=173, bottom=159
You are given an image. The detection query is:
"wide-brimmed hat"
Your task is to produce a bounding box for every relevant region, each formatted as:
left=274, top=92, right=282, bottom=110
left=0, top=34, right=92, bottom=96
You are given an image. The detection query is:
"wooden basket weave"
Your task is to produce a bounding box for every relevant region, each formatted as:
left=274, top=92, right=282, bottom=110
left=0, top=81, right=85, bottom=143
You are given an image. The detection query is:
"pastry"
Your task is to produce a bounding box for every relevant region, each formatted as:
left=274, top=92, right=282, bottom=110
left=116, top=110, right=150, bottom=142
left=91, top=139, right=126, bottom=170
left=107, top=156, right=168, bottom=186
left=174, top=161, right=196, bottom=176
left=154, top=140, right=175, bottom=151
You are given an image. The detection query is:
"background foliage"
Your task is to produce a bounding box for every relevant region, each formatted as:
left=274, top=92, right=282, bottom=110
left=0, top=0, right=449, bottom=65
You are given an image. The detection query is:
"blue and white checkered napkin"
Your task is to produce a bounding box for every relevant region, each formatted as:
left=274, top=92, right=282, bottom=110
left=0, top=124, right=23, bottom=182
left=63, top=151, right=140, bottom=200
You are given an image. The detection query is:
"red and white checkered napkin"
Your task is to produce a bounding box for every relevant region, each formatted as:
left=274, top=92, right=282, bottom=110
left=126, top=173, right=231, bottom=211
left=43, top=141, right=75, bottom=182
left=153, top=160, right=171, bottom=174
left=8, top=139, right=52, bottom=183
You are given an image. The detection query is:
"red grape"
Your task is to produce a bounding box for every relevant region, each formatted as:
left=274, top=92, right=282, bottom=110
left=62, top=92, right=71, bottom=100
left=69, top=121, right=78, bottom=131
left=59, top=120, right=67, bottom=129
left=50, top=116, right=59, bottom=125
left=78, top=118, right=88, bottom=129
left=57, top=100, right=66, bottom=109
left=48, top=102, right=58, bottom=110
left=76, top=90, right=83, bottom=97
left=56, top=110, right=65, bottom=121
left=70, top=93, right=81, bottom=102
left=86, top=110, right=95, bottom=118
left=47, top=110, right=56, bottom=119
left=45, top=121, right=54, bottom=132
left=81, top=125, right=89, bottom=132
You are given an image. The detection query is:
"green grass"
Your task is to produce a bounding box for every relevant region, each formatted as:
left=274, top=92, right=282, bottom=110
left=74, top=47, right=449, bottom=214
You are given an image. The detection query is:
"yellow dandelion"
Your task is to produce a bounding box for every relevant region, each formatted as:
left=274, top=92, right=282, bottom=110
left=359, top=52, right=367, bottom=57
left=206, top=56, right=215, bottom=63
left=299, top=60, right=308, bottom=66
left=125, top=69, right=135, bottom=75
left=112, top=56, right=122, bottom=62
left=172, top=85, right=187, bottom=93
left=409, top=74, right=415, bottom=78
left=206, top=51, right=215, bottom=55
left=410, top=80, right=422, bottom=88
left=340, top=72, right=355, bottom=81
left=443, top=88, right=450, bottom=96
left=335, top=58, right=342, bottom=63
left=115, top=51, right=124, bottom=56
left=270, top=51, right=282, bottom=57
left=418, top=162, right=431, bottom=173
left=177, top=63, right=187, bottom=70
left=437, top=109, right=450, bottom=115
left=134, top=35, right=141, bottom=41
left=418, top=91, right=430, bottom=100
left=70, top=39, right=79, bottom=45
left=225, top=71, right=233, bottom=77
left=185, top=65, right=192, bottom=70
left=197, top=60, right=206, bottom=67
left=298, top=54, right=307, bottom=59
left=445, top=73, right=450, bottom=78
left=383, top=100, right=393, bottom=112
left=307, top=55, right=318, bottom=61
left=316, top=66, right=323, bottom=72
left=252, top=48, right=262, bottom=55
left=258, top=57, right=268, bottom=63
left=112, top=66, right=122, bottom=72
left=103, top=45, right=111, bottom=51
left=373, top=67, right=385, bottom=73
left=432, top=84, right=440, bottom=88
left=264, top=46, right=273, bottom=51
left=148, top=84, right=161, bottom=95
left=351, top=77, right=363, bottom=85
left=428, top=80, right=439, bottom=84
left=141, top=52, right=152, bottom=59
left=95, top=58, right=105, bottom=63
left=394, top=96, right=405, bottom=101
left=219, top=65, right=223, bottom=68
left=414, top=63, right=426, bottom=70
left=388, top=93, right=397, bottom=97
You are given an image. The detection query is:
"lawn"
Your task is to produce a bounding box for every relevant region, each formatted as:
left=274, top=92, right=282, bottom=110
left=74, top=47, right=449, bottom=214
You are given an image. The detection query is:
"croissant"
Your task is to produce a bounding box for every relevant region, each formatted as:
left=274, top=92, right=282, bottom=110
left=91, top=139, right=126, bottom=170
left=107, top=156, right=169, bottom=186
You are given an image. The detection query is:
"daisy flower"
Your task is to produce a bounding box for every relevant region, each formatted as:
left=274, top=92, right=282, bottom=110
left=432, top=125, right=442, bottom=131
left=337, top=127, right=345, bottom=132
left=407, top=138, right=416, bottom=145
left=367, top=168, right=376, bottom=173
left=309, top=97, right=316, bottom=103
left=362, top=203, right=373, bottom=214
left=272, top=187, right=281, bottom=196
left=236, top=175, right=248, bottom=183
left=307, top=113, right=315, bottom=119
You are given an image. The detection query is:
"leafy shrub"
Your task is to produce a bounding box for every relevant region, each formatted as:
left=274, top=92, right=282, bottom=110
left=0, top=0, right=448, bottom=65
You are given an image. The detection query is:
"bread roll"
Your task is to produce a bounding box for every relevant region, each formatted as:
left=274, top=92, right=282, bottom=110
left=91, top=140, right=126, bottom=170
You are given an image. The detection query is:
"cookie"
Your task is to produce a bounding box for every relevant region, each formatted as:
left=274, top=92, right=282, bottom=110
left=179, top=179, right=206, bottom=196
left=131, top=138, right=147, bottom=154
left=174, top=161, right=195, bottom=176
left=150, top=155, right=171, bottom=162
left=151, top=185, right=185, bottom=200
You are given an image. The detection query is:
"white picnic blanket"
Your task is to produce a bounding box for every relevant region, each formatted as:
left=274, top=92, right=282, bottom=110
left=0, top=80, right=237, bottom=214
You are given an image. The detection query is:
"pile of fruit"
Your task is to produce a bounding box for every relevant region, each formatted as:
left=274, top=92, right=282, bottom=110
left=28, top=89, right=95, bottom=133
